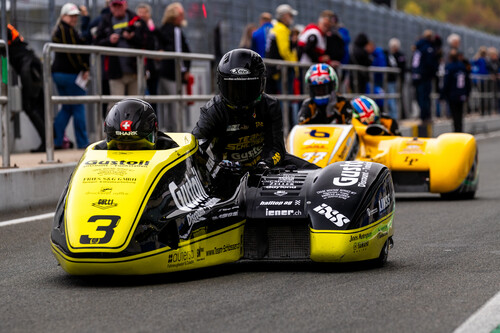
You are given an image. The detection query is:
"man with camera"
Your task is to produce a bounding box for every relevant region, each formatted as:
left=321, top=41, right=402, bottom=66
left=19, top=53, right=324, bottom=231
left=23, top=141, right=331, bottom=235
left=94, top=0, right=150, bottom=96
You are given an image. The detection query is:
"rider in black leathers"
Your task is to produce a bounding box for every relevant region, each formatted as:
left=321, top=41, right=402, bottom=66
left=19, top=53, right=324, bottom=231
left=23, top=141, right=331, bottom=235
left=192, top=48, right=316, bottom=178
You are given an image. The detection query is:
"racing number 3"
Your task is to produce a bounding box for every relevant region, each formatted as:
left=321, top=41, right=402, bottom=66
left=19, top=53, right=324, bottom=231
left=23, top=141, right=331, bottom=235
left=80, top=215, right=120, bottom=244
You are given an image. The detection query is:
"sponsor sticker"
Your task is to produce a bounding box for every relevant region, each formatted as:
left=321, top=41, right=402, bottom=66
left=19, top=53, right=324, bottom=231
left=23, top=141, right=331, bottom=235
left=316, top=188, right=357, bottom=200
left=91, top=199, right=117, bottom=209
left=313, top=203, right=350, bottom=227
left=206, top=242, right=241, bottom=257
left=84, top=160, right=150, bottom=168
left=332, top=161, right=372, bottom=188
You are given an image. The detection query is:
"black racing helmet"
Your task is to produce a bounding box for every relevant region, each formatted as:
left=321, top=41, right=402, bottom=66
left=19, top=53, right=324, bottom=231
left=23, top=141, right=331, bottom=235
left=104, top=98, right=158, bottom=150
left=217, top=48, right=266, bottom=108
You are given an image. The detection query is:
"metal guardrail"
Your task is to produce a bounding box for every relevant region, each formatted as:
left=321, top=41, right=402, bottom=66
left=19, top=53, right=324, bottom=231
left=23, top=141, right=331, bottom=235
left=0, top=39, right=10, bottom=168
left=41, top=44, right=404, bottom=163
left=42, top=43, right=215, bottom=163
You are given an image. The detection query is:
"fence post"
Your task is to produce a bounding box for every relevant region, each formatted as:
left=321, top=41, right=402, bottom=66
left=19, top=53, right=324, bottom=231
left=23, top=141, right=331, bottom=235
left=175, top=57, right=183, bottom=132
left=43, top=43, right=55, bottom=163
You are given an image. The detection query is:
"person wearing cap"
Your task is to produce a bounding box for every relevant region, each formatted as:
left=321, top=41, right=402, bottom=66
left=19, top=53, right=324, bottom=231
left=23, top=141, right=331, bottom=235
left=251, top=12, right=273, bottom=58
left=51, top=3, right=91, bottom=149
left=94, top=0, right=150, bottom=96
left=265, top=4, right=298, bottom=94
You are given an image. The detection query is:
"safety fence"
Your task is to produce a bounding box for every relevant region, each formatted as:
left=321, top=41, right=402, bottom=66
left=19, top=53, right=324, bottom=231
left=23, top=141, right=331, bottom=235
left=0, top=39, right=10, bottom=168
left=38, top=44, right=402, bottom=164
left=1, top=43, right=498, bottom=166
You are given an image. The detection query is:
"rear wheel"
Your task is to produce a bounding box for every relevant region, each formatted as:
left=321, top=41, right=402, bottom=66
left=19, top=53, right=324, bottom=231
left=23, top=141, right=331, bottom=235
left=440, top=190, right=476, bottom=200
left=372, top=238, right=391, bottom=268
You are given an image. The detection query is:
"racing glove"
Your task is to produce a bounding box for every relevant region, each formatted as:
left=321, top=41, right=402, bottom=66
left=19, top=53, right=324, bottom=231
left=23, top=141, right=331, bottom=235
left=219, top=160, right=241, bottom=172
left=255, top=161, right=270, bottom=172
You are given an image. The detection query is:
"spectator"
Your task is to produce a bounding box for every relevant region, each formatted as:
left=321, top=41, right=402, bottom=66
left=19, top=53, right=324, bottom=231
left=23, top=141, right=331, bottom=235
left=350, top=33, right=373, bottom=94
left=370, top=43, right=387, bottom=109
left=251, top=12, right=273, bottom=58
left=265, top=3, right=298, bottom=94
left=471, top=46, right=489, bottom=115
left=324, top=12, right=345, bottom=69
left=447, top=33, right=461, bottom=52
left=157, top=2, right=191, bottom=131
left=411, top=30, right=440, bottom=125
left=51, top=3, right=90, bottom=149
left=486, top=47, right=500, bottom=113
left=5, top=24, right=46, bottom=152
left=136, top=2, right=160, bottom=111
left=239, top=23, right=257, bottom=49
left=84, top=0, right=112, bottom=118
left=385, top=38, right=406, bottom=119
left=335, top=15, right=351, bottom=67
left=297, top=10, right=335, bottom=64
left=94, top=0, right=149, bottom=96
left=441, top=48, right=471, bottom=132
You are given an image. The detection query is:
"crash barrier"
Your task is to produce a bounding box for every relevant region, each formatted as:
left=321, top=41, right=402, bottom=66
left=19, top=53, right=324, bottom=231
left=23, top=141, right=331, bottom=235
left=0, top=39, right=10, bottom=168
left=42, top=43, right=216, bottom=163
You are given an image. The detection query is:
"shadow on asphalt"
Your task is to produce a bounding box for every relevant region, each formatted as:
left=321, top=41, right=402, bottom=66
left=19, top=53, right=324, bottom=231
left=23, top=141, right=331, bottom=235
left=52, top=260, right=397, bottom=288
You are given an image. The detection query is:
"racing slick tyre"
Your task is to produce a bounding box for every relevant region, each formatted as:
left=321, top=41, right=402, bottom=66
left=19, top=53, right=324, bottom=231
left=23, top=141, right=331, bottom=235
left=372, top=238, right=390, bottom=268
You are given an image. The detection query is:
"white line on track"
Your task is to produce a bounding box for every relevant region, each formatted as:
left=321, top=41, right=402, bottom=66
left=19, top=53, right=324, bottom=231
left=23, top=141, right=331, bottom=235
left=0, top=212, right=55, bottom=227
left=453, top=291, right=500, bottom=333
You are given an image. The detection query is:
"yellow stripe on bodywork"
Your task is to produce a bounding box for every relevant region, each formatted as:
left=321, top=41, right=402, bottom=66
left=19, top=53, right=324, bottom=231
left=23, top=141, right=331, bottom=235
left=53, top=221, right=246, bottom=275
left=310, top=212, right=394, bottom=262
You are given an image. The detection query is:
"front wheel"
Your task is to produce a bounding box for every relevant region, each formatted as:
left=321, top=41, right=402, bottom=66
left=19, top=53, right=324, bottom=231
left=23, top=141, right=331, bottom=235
left=440, top=190, right=476, bottom=200
left=372, top=238, right=392, bottom=268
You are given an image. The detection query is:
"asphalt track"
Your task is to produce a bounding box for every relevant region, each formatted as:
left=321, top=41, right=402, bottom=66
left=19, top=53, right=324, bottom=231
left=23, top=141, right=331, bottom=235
left=1, top=135, right=500, bottom=333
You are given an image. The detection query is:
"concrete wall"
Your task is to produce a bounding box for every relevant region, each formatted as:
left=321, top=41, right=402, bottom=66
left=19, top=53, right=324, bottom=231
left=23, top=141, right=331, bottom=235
left=0, top=163, right=75, bottom=215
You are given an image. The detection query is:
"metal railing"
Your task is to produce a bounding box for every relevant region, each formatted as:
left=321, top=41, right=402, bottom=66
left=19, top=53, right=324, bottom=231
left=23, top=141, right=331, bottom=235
left=0, top=42, right=489, bottom=167
left=42, top=43, right=215, bottom=163
left=0, top=39, right=10, bottom=168
left=41, top=45, right=403, bottom=163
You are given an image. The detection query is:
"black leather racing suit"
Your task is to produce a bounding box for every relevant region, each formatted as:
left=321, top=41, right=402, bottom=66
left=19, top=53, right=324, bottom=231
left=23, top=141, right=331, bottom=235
left=192, top=93, right=285, bottom=170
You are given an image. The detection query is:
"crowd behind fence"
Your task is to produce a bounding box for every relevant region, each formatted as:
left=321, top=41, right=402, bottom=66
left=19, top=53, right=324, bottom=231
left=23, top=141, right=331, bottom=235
left=1, top=42, right=499, bottom=166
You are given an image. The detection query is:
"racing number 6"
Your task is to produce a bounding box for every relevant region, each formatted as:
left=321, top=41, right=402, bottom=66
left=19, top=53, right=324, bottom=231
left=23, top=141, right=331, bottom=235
left=80, top=215, right=120, bottom=244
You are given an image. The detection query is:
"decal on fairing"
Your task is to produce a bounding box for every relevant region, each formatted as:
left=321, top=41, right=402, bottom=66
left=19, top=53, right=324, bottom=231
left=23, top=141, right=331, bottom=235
left=332, top=161, right=372, bottom=187
left=313, top=203, right=350, bottom=227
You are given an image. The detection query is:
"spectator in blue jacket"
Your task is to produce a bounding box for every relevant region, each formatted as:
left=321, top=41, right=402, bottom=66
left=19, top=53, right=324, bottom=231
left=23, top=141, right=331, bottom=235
left=251, top=12, right=273, bottom=58
left=471, top=46, right=488, bottom=115
left=441, top=49, right=471, bottom=132
left=411, top=30, right=440, bottom=125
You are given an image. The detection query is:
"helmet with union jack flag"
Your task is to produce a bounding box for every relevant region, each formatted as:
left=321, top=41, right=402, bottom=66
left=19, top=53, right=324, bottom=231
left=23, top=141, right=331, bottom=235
left=350, top=95, right=380, bottom=125
left=105, top=98, right=158, bottom=150
left=304, top=63, right=339, bottom=105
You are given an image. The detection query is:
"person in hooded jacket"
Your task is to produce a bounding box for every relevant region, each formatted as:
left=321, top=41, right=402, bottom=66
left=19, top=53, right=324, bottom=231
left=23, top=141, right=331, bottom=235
left=441, top=49, right=471, bottom=132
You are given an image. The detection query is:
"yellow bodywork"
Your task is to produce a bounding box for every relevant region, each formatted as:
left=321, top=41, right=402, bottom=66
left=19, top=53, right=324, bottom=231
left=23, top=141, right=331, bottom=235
left=287, top=124, right=358, bottom=167
left=310, top=212, right=394, bottom=262
left=51, top=133, right=248, bottom=275
left=289, top=120, right=477, bottom=194
left=352, top=119, right=477, bottom=193
left=52, top=222, right=245, bottom=275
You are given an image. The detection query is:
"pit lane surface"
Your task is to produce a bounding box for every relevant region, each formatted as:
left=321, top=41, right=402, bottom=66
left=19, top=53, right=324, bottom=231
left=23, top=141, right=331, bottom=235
left=1, top=135, right=500, bottom=333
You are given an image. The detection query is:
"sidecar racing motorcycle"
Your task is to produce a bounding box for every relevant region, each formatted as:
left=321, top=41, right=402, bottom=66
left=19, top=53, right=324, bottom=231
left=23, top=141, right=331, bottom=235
left=287, top=118, right=478, bottom=199
left=51, top=132, right=395, bottom=275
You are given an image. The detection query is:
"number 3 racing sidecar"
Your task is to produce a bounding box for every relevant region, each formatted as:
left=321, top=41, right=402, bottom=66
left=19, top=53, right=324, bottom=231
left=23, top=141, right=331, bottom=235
left=51, top=133, right=395, bottom=275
